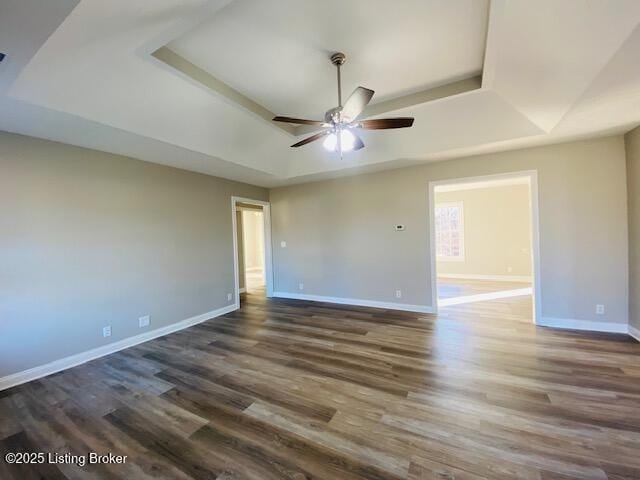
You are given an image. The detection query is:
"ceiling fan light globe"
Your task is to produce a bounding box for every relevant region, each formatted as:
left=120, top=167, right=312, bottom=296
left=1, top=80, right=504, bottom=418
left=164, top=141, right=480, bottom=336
left=323, top=133, right=337, bottom=151
left=340, top=129, right=356, bottom=152
left=322, top=130, right=356, bottom=153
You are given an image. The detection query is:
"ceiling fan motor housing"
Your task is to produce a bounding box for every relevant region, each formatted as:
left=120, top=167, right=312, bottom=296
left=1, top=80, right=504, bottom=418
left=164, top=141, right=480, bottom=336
left=324, top=106, right=342, bottom=125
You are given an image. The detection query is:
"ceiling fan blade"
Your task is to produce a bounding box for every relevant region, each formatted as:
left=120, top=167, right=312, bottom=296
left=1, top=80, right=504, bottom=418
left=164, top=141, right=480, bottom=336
left=341, top=87, right=374, bottom=122
left=290, top=131, right=328, bottom=147
left=273, top=116, right=325, bottom=126
left=357, top=117, right=414, bottom=130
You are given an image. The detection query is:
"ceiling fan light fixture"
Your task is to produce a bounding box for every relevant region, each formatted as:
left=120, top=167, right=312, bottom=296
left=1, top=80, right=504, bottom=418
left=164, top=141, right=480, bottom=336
left=322, top=133, right=336, bottom=151
left=274, top=52, right=414, bottom=152
left=323, top=129, right=356, bottom=152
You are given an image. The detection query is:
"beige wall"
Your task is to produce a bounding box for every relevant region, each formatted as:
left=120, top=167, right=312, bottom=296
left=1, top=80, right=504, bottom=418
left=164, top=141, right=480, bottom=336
left=270, top=136, right=629, bottom=327
left=242, top=210, right=265, bottom=271
left=625, top=125, right=640, bottom=332
left=1, top=130, right=634, bottom=381
left=435, top=184, right=532, bottom=278
left=0, top=131, right=267, bottom=378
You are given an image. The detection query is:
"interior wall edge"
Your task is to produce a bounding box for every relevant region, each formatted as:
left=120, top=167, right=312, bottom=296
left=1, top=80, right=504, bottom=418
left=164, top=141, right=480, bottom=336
left=624, top=125, right=640, bottom=332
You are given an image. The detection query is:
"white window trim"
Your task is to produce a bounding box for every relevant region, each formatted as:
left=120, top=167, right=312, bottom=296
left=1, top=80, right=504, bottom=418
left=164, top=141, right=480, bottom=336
left=435, top=201, right=465, bottom=262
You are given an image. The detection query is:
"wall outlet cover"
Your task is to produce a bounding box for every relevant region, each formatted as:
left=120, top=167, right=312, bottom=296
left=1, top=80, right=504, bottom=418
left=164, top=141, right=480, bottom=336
left=395, top=290, right=402, bottom=299
left=227, top=293, right=232, bottom=301
left=298, top=283, right=304, bottom=290
left=138, top=315, right=150, bottom=328
left=102, top=326, right=112, bottom=338
left=280, top=241, right=287, bottom=248
left=596, top=304, right=605, bottom=315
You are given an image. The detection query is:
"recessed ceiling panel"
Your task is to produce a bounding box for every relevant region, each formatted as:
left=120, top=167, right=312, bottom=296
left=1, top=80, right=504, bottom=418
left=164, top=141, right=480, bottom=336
left=169, top=0, right=489, bottom=119
left=4, top=0, right=640, bottom=187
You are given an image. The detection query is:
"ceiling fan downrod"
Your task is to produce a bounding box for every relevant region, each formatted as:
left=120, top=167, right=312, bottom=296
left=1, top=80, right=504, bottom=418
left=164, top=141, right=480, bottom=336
left=331, top=52, right=346, bottom=108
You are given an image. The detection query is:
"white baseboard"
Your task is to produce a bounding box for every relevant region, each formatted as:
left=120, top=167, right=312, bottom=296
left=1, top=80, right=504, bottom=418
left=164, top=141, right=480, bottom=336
left=629, top=324, right=640, bottom=342
left=538, top=316, right=629, bottom=334
left=0, top=303, right=238, bottom=392
left=273, top=291, right=435, bottom=314
left=438, top=273, right=532, bottom=282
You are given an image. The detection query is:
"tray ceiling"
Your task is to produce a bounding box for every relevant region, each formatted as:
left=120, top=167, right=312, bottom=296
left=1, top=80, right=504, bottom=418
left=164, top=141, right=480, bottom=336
left=168, top=0, right=489, bottom=119
left=1, top=0, right=640, bottom=187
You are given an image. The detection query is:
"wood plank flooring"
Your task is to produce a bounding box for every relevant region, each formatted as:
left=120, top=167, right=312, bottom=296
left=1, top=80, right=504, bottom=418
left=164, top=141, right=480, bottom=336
left=1, top=290, right=639, bottom=479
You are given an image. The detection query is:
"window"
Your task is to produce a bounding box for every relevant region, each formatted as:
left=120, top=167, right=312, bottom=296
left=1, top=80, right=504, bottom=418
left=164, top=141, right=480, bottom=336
left=435, top=202, right=464, bottom=261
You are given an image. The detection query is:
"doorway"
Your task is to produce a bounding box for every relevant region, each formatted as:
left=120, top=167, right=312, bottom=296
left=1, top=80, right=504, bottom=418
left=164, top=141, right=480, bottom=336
left=429, top=172, right=541, bottom=324
left=231, top=197, right=273, bottom=308
left=240, top=207, right=265, bottom=294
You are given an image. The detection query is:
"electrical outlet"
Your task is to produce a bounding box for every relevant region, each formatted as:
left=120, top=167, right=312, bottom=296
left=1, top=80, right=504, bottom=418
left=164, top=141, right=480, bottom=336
left=138, top=315, right=150, bottom=328
left=281, top=241, right=287, bottom=248
left=227, top=293, right=232, bottom=301
left=102, top=326, right=112, bottom=338
left=395, top=290, right=402, bottom=299
left=507, top=266, right=513, bottom=273
left=298, top=283, right=304, bottom=291
left=596, top=304, right=605, bottom=315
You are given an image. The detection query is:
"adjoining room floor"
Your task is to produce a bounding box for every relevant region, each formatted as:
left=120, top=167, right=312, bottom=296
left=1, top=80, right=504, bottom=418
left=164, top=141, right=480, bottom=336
left=437, top=277, right=532, bottom=299
left=1, top=292, right=639, bottom=480
left=245, top=268, right=265, bottom=293
left=438, top=278, right=533, bottom=325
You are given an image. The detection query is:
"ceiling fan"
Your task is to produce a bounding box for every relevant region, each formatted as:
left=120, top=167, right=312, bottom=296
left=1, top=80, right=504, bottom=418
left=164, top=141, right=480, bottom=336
left=273, top=52, right=414, bottom=154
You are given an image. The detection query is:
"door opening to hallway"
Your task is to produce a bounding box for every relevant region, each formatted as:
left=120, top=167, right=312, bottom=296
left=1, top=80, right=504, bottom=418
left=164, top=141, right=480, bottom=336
left=236, top=203, right=266, bottom=297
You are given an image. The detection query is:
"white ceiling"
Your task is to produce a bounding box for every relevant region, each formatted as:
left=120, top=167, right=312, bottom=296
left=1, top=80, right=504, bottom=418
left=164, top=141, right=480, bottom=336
left=169, top=0, right=489, bottom=119
left=1, top=0, right=640, bottom=188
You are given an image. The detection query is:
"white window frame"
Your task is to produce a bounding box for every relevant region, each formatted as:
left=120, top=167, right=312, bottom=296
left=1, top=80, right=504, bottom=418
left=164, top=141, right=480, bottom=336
left=435, top=201, right=465, bottom=262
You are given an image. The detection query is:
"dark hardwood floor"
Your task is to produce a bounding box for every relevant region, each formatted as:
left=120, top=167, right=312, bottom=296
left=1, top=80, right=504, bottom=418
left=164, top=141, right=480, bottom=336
left=1, top=290, right=639, bottom=479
